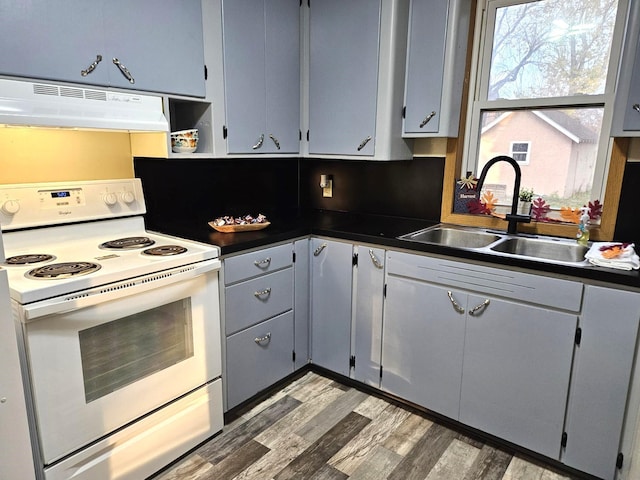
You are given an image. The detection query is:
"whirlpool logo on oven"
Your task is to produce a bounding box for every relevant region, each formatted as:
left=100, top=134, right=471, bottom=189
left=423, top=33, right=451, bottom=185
left=58, top=210, right=72, bottom=216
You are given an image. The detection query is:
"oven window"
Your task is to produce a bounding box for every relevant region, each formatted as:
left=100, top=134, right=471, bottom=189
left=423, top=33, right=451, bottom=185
left=79, top=299, right=194, bottom=403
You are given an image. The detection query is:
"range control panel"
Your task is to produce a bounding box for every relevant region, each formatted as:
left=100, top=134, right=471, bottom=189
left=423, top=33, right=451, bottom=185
left=0, top=179, right=146, bottom=231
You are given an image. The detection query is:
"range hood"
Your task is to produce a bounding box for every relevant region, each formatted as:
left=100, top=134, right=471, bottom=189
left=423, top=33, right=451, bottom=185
left=0, top=78, right=168, bottom=132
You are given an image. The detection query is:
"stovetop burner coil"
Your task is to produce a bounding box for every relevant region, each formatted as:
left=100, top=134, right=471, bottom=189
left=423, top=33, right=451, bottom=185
left=142, top=245, right=188, bottom=256
left=26, top=262, right=102, bottom=280
left=5, top=254, right=56, bottom=265
left=99, top=237, right=155, bottom=250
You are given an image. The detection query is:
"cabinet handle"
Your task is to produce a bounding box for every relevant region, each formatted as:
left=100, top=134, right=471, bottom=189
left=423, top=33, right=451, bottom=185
left=447, top=290, right=465, bottom=314
left=368, top=249, right=383, bottom=269
left=254, top=257, right=271, bottom=268
left=633, top=104, right=640, bottom=113
left=357, top=135, right=372, bottom=151
left=468, top=299, right=490, bottom=316
left=81, top=54, right=103, bottom=77
left=254, top=332, right=271, bottom=345
left=112, top=58, right=135, bottom=84
left=254, top=288, right=271, bottom=298
left=419, top=111, right=437, bottom=128
left=269, top=134, right=281, bottom=150
left=313, top=243, right=327, bottom=256
left=252, top=134, right=265, bottom=150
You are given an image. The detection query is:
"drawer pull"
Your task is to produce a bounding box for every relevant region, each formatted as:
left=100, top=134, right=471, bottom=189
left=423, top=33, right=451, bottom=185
left=468, top=299, right=490, bottom=316
left=254, top=257, right=272, bottom=268
left=419, top=111, right=437, bottom=128
left=252, top=133, right=265, bottom=150
left=368, top=249, right=383, bottom=269
left=357, top=135, right=372, bottom=151
left=313, top=243, right=327, bottom=256
left=269, top=134, right=281, bottom=150
left=254, top=332, right=271, bottom=345
left=254, top=288, right=272, bottom=298
left=447, top=290, right=465, bottom=314
left=112, top=57, right=135, bottom=84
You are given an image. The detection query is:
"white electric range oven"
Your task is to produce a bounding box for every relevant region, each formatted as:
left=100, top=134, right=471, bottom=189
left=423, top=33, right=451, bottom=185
left=0, top=179, right=222, bottom=480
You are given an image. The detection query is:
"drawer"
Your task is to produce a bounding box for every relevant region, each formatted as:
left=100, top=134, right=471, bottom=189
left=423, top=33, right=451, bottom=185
left=224, top=243, right=293, bottom=284
left=226, top=311, right=294, bottom=409
left=225, top=268, right=293, bottom=335
left=386, top=250, right=583, bottom=312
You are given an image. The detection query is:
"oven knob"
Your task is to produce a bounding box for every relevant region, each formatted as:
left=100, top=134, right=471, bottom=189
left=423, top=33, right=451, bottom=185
left=1, top=199, right=20, bottom=215
left=103, top=193, right=118, bottom=206
left=120, top=191, right=136, bottom=204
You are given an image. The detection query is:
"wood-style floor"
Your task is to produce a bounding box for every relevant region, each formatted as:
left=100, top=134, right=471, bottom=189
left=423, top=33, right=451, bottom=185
left=152, top=372, right=579, bottom=480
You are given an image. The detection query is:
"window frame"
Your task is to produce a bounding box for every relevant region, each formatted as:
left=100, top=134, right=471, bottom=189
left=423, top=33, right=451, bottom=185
left=462, top=0, right=629, bottom=211
left=438, top=0, right=632, bottom=241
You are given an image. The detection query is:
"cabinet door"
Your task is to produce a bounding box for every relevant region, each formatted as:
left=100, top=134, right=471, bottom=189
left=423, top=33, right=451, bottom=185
left=381, top=276, right=465, bottom=419
left=403, top=0, right=448, bottom=134
left=562, top=286, right=640, bottom=480
left=104, top=0, right=205, bottom=96
left=222, top=0, right=299, bottom=154
left=293, top=239, right=310, bottom=370
left=308, top=0, right=380, bottom=155
left=310, top=238, right=353, bottom=376
left=0, top=0, right=108, bottom=86
left=352, top=246, right=385, bottom=387
left=459, top=295, right=576, bottom=459
left=263, top=0, right=300, bottom=153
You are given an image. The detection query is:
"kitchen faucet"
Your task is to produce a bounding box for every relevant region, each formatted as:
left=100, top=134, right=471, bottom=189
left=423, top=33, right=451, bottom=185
left=476, top=155, right=531, bottom=235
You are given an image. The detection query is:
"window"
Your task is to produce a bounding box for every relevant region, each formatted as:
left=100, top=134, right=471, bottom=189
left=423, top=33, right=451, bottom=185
left=510, top=141, right=530, bottom=164
left=464, top=0, right=628, bottom=211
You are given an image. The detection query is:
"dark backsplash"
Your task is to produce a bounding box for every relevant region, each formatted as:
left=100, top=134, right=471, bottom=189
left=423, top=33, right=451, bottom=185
left=614, top=161, right=640, bottom=243
left=134, top=156, right=445, bottom=233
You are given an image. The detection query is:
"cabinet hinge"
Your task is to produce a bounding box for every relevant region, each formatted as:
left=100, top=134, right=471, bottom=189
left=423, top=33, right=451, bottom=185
left=306, top=130, right=310, bottom=142
left=379, top=365, right=383, bottom=378
left=575, top=327, right=582, bottom=345
left=293, top=251, right=296, bottom=263
left=204, top=64, right=208, bottom=80
left=292, top=350, right=296, bottom=363
left=383, top=283, right=387, bottom=298
left=617, top=452, right=624, bottom=469
left=299, top=130, right=302, bottom=141
left=223, top=125, right=228, bottom=139
left=350, top=355, right=355, bottom=368
left=308, top=0, right=310, bottom=7
left=402, top=105, right=406, bottom=119
left=352, top=253, right=358, bottom=266
left=561, top=432, right=568, bottom=448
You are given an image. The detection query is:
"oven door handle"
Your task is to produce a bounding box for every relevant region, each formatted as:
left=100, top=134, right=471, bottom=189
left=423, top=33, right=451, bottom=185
left=19, top=259, right=221, bottom=322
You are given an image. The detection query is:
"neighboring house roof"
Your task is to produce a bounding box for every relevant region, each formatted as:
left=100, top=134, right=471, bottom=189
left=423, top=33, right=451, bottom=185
left=481, top=110, right=599, bottom=143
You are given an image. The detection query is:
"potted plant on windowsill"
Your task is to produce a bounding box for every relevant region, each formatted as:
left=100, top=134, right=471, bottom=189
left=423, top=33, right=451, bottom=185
left=518, top=188, right=534, bottom=215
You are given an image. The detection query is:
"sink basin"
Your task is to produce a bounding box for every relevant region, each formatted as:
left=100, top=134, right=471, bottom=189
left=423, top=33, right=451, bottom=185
left=490, top=237, right=588, bottom=263
left=399, top=226, right=502, bottom=249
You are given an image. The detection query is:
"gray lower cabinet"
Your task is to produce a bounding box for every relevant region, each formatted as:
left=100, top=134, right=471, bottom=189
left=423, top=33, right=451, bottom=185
left=351, top=246, right=386, bottom=387
left=383, top=250, right=581, bottom=460
left=309, top=238, right=353, bottom=376
left=293, top=239, right=310, bottom=370
left=561, top=285, right=640, bottom=480
left=0, top=0, right=205, bottom=97
left=223, top=243, right=295, bottom=410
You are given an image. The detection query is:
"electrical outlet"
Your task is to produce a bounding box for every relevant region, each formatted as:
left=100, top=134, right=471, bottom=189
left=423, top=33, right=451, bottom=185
left=322, top=184, right=333, bottom=197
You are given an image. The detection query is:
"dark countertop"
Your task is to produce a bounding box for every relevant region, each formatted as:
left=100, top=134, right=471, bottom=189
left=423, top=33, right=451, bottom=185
left=151, top=211, right=640, bottom=289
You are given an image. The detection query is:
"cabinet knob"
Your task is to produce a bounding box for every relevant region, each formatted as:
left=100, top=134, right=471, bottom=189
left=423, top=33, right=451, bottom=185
left=633, top=104, right=640, bottom=113
left=81, top=54, right=103, bottom=77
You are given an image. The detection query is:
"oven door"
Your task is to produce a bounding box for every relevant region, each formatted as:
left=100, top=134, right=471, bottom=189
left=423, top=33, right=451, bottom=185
left=19, top=264, right=221, bottom=465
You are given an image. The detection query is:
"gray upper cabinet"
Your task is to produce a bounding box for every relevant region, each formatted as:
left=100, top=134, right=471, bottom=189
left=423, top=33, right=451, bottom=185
left=222, top=0, right=300, bottom=154
left=613, top=0, right=640, bottom=135
left=0, top=0, right=205, bottom=97
left=402, top=0, right=471, bottom=137
left=306, top=0, right=412, bottom=160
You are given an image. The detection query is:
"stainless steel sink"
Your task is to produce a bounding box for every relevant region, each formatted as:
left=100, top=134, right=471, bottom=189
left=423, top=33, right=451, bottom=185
left=399, top=226, right=502, bottom=249
left=490, top=237, right=589, bottom=263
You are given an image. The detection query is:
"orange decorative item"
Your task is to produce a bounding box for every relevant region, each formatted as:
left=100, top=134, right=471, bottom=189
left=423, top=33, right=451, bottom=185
left=560, top=207, right=581, bottom=223
left=481, top=191, right=498, bottom=213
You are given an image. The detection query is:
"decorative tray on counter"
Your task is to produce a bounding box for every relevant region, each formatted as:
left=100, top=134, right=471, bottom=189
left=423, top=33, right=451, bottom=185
left=208, top=214, right=270, bottom=233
